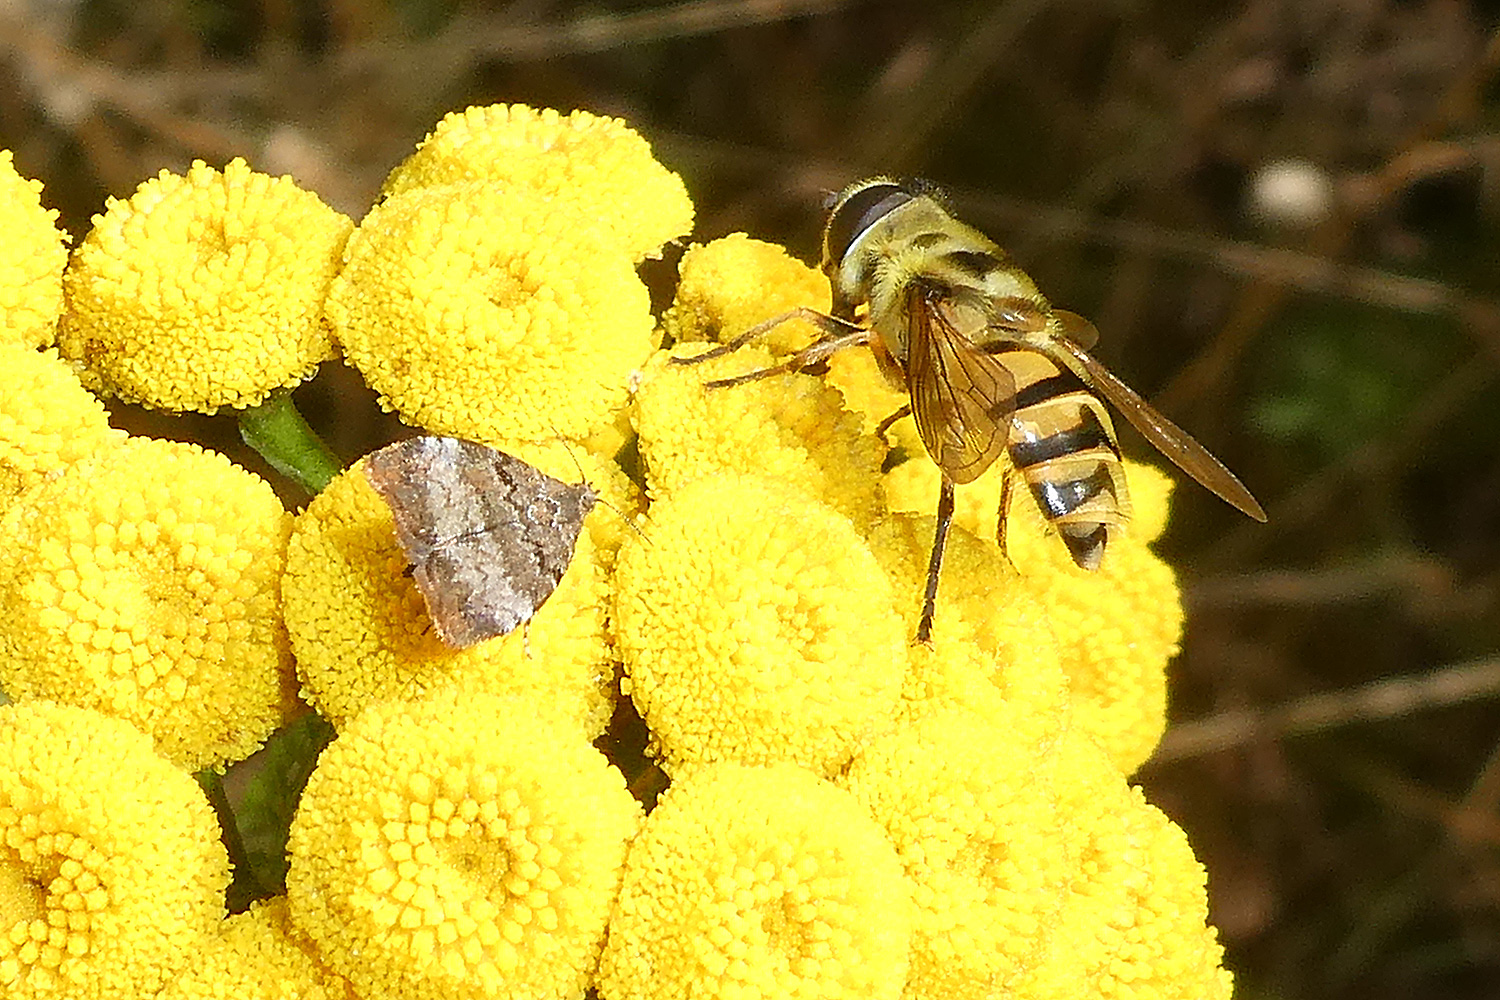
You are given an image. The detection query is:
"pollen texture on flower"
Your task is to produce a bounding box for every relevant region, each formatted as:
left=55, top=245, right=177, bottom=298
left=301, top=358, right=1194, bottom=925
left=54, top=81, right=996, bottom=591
left=327, top=182, right=656, bottom=446
left=380, top=103, right=692, bottom=261
left=840, top=710, right=1074, bottom=1000
left=0, top=151, right=68, bottom=350
left=158, top=897, right=355, bottom=1000
left=282, top=449, right=618, bottom=737
left=613, top=472, right=906, bottom=777
left=660, top=234, right=832, bottom=355
left=598, top=762, right=912, bottom=1000
left=57, top=157, right=352, bottom=413
left=285, top=689, right=642, bottom=1000
left=885, top=456, right=1182, bottom=772
left=0, top=436, right=295, bottom=771
left=0, top=701, right=229, bottom=1000
left=632, top=344, right=887, bottom=530
left=0, top=344, right=124, bottom=516
left=1008, top=733, right=1234, bottom=1000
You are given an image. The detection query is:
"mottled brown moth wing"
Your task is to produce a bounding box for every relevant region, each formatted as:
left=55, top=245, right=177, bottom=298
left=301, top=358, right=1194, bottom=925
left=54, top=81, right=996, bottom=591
left=363, top=436, right=598, bottom=648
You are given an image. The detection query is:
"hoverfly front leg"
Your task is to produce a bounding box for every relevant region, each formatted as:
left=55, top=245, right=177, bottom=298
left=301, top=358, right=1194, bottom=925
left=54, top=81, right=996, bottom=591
left=874, top=404, right=913, bottom=442
left=996, top=467, right=1018, bottom=572
left=671, top=307, right=872, bottom=389
left=917, top=476, right=958, bottom=645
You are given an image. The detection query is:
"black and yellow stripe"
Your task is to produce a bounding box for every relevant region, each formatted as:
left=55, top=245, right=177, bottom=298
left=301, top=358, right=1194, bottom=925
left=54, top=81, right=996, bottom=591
left=993, top=347, right=1133, bottom=570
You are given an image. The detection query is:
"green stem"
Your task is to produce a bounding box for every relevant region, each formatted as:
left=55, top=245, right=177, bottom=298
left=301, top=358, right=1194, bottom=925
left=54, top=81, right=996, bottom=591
left=238, top=391, right=343, bottom=495
left=196, top=767, right=263, bottom=901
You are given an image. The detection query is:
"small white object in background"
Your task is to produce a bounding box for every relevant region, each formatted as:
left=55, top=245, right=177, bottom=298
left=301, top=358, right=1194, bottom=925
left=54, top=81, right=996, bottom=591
left=1248, top=158, right=1335, bottom=229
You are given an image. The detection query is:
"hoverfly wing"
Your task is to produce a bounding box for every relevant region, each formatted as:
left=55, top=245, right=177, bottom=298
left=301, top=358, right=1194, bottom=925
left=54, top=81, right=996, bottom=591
left=1052, top=309, right=1100, bottom=350
left=1052, top=338, right=1267, bottom=522
left=907, top=283, right=1016, bottom=485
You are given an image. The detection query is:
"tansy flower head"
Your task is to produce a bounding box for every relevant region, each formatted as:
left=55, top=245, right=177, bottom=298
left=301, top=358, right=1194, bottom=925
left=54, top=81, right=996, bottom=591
left=0, top=436, right=295, bottom=771
left=381, top=103, right=692, bottom=261
left=660, top=234, right=831, bottom=355
left=159, top=896, right=355, bottom=1000
left=598, top=762, right=912, bottom=1000
left=865, top=513, right=1071, bottom=749
left=885, top=456, right=1182, bottom=772
left=0, top=151, right=68, bottom=349
left=282, top=449, right=618, bottom=737
left=613, top=472, right=906, bottom=777
left=1009, top=733, right=1233, bottom=1000
left=0, top=344, right=124, bottom=516
left=327, top=183, right=656, bottom=446
left=285, top=689, right=643, bottom=1000
left=632, top=344, right=887, bottom=529
left=57, top=158, right=352, bottom=413
left=0, top=701, right=229, bottom=999
left=839, top=710, right=1074, bottom=999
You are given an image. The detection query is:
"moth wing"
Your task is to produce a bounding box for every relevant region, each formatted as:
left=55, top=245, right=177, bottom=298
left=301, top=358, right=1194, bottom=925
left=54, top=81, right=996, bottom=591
left=1052, top=337, right=1267, bottom=521
left=907, top=285, right=1017, bottom=485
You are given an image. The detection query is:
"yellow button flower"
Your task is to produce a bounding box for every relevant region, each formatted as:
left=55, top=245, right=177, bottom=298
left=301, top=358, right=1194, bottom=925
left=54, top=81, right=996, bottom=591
left=328, top=183, right=656, bottom=446
left=0, top=701, right=229, bottom=999
left=885, top=457, right=1182, bottom=772
left=0, top=151, right=68, bottom=349
left=1009, top=733, right=1233, bottom=1000
left=160, top=897, right=355, bottom=1000
left=632, top=344, right=887, bottom=530
left=840, top=710, right=1074, bottom=999
left=286, top=689, right=643, bottom=1000
left=381, top=103, right=692, bottom=262
left=598, top=762, right=912, bottom=1000
left=865, top=513, right=1071, bottom=751
left=57, top=158, right=352, bottom=413
left=0, top=436, right=295, bottom=771
left=660, top=234, right=832, bottom=355
left=0, top=344, right=124, bottom=516
left=282, top=445, right=621, bottom=737
left=614, top=472, right=906, bottom=777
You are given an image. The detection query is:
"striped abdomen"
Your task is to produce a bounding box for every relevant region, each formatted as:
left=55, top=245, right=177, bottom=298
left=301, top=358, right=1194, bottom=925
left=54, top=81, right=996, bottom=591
left=997, top=348, right=1132, bottom=570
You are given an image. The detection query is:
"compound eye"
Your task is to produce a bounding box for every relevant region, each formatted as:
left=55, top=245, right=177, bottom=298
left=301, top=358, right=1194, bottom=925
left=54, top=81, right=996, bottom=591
left=823, top=181, right=913, bottom=266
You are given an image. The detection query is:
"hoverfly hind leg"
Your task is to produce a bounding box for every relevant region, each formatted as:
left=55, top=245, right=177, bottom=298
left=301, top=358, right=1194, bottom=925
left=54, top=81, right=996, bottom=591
left=916, top=477, right=958, bottom=645
left=996, top=468, right=1018, bottom=573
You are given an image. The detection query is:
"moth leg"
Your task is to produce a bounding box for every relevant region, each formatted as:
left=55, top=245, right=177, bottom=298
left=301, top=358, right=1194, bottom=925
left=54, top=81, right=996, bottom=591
left=997, top=466, right=1019, bottom=572
left=916, top=476, right=957, bottom=645
left=671, top=306, right=864, bottom=366
left=704, top=328, right=873, bottom=389
left=874, top=404, right=913, bottom=441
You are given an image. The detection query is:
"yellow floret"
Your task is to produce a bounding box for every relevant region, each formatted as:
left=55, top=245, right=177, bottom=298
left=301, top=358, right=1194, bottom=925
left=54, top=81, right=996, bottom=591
left=885, top=457, right=1182, bottom=772
left=840, top=711, right=1075, bottom=999
left=660, top=234, right=832, bottom=354
left=381, top=103, right=692, bottom=261
left=1008, top=733, right=1234, bottom=1000
left=57, top=158, right=352, bottom=413
left=282, top=444, right=623, bottom=737
left=286, top=689, right=642, bottom=1000
left=0, top=151, right=68, bottom=349
left=328, top=183, right=656, bottom=446
left=0, top=437, right=295, bottom=771
left=0, top=344, right=124, bottom=516
left=632, top=344, right=887, bottom=530
left=0, top=701, right=229, bottom=999
left=160, top=897, right=356, bottom=1000
left=865, top=513, right=1071, bottom=750
left=598, top=762, right=912, bottom=1000
left=613, top=473, right=906, bottom=777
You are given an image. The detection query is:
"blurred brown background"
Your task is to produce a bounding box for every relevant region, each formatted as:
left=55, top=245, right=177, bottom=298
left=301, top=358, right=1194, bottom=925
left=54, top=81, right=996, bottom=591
left=4, top=1, right=1499, bottom=996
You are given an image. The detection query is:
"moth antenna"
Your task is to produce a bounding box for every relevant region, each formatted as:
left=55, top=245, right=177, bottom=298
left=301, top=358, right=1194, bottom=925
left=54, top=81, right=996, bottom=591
left=545, top=424, right=651, bottom=547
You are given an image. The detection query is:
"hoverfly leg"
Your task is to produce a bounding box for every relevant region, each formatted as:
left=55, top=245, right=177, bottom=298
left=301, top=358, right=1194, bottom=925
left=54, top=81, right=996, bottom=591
left=874, top=404, right=913, bottom=442
left=996, top=467, right=1019, bottom=572
left=916, top=476, right=957, bottom=645
left=672, top=307, right=864, bottom=365
left=703, top=327, right=873, bottom=390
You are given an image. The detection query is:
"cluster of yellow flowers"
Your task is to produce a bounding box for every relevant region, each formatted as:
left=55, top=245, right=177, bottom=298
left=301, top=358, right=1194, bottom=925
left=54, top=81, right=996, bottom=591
left=0, top=104, right=1231, bottom=999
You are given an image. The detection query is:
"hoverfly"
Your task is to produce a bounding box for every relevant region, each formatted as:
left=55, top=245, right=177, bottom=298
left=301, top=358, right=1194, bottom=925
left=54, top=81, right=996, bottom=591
left=675, top=178, right=1266, bottom=642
